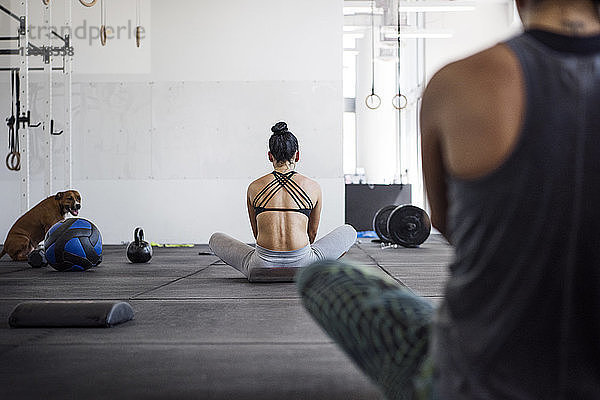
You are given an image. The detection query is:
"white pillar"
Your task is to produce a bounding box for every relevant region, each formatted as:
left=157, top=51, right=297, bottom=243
left=64, top=0, right=72, bottom=189
left=43, top=0, right=53, bottom=197
left=19, top=0, right=30, bottom=213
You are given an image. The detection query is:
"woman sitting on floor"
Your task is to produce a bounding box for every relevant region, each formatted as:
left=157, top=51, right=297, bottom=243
left=209, top=121, right=356, bottom=282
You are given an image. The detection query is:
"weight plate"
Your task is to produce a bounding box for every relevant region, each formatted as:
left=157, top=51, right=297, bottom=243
left=387, top=205, right=431, bottom=248
left=373, top=205, right=397, bottom=242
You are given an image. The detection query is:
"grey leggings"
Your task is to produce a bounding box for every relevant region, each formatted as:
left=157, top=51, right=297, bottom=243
left=208, top=225, right=357, bottom=282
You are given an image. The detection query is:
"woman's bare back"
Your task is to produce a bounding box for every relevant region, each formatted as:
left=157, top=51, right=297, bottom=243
left=247, top=171, right=322, bottom=251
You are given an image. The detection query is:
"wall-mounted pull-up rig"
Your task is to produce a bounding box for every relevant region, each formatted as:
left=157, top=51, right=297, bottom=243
left=0, top=0, right=73, bottom=213
left=1, top=0, right=147, bottom=212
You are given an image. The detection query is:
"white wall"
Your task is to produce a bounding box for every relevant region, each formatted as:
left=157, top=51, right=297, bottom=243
left=0, top=0, right=344, bottom=244
left=425, top=1, right=522, bottom=80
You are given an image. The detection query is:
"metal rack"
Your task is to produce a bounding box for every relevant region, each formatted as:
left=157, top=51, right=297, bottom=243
left=1, top=0, right=72, bottom=213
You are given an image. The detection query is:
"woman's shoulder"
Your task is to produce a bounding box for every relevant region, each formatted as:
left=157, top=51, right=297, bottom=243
left=293, top=172, right=317, bottom=184
left=247, top=173, right=275, bottom=196
left=253, top=173, right=273, bottom=182
left=292, top=173, right=321, bottom=195
left=248, top=171, right=321, bottom=191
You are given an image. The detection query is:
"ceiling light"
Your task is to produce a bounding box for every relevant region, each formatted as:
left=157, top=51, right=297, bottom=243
left=384, top=29, right=454, bottom=39
left=398, top=1, right=475, bottom=12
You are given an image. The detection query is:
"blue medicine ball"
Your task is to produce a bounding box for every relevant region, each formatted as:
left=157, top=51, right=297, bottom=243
left=44, top=218, right=103, bottom=271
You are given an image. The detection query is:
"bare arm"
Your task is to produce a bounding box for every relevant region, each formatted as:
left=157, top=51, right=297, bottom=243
left=307, top=185, right=322, bottom=244
left=247, top=187, right=258, bottom=240
left=420, top=45, right=523, bottom=242
left=420, top=73, right=449, bottom=239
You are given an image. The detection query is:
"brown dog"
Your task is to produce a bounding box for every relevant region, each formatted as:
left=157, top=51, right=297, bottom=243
left=0, top=190, right=82, bottom=261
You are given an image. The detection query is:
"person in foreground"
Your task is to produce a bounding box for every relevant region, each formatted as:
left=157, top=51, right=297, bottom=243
left=209, top=122, right=356, bottom=282
left=297, top=0, right=600, bottom=398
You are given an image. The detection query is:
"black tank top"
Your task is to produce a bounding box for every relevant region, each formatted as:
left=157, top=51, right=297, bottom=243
left=433, top=31, right=600, bottom=399
left=252, top=171, right=313, bottom=217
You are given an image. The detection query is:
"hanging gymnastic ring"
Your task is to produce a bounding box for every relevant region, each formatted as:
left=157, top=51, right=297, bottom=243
left=79, top=0, right=97, bottom=7
left=14, top=152, right=21, bottom=171
left=365, top=93, right=381, bottom=110
left=100, top=25, right=107, bottom=46
left=392, top=94, right=408, bottom=110
left=10, top=152, right=21, bottom=171
left=136, top=26, right=142, bottom=48
left=42, top=0, right=50, bottom=5
left=6, top=152, right=21, bottom=171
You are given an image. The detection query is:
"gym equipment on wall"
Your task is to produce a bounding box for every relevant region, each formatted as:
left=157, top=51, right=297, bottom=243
left=0, top=3, right=72, bottom=65
left=100, top=0, right=107, bottom=46
left=127, top=227, right=153, bottom=263
left=2, top=2, right=70, bottom=175
left=77, top=0, right=142, bottom=47
left=5, top=70, right=41, bottom=171
left=393, top=4, right=407, bottom=110
left=365, top=0, right=381, bottom=110
left=79, top=0, right=97, bottom=7
left=372, top=204, right=431, bottom=247
left=1, top=0, right=74, bottom=210
left=135, top=0, right=142, bottom=47
left=6, top=70, right=20, bottom=171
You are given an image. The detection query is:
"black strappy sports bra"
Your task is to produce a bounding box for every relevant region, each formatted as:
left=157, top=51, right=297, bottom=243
left=252, top=171, right=314, bottom=218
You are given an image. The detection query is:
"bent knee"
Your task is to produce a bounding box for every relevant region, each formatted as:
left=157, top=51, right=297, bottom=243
left=208, top=232, right=227, bottom=251
left=340, top=224, right=357, bottom=247
left=342, top=224, right=357, bottom=238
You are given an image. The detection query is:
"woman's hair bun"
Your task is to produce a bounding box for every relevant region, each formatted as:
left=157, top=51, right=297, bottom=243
left=268, top=121, right=298, bottom=162
left=271, top=121, right=288, bottom=135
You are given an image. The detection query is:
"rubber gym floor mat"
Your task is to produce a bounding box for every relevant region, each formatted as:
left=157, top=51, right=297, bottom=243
left=0, top=236, right=453, bottom=399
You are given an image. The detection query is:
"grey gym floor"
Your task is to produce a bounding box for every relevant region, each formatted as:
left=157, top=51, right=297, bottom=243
left=0, top=236, right=453, bottom=400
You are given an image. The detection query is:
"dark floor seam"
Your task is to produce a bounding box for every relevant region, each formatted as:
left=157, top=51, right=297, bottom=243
left=0, top=297, right=140, bottom=301
left=355, top=243, right=411, bottom=290
left=14, top=341, right=338, bottom=347
left=131, top=297, right=301, bottom=301
left=0, top=297, right=303, bottom=301
left=128, top=267, right=210, bottom=299
left=0, top=267, right=31, bottom=275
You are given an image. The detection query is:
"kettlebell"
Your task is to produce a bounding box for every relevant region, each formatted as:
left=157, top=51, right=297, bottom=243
left=28, top=244, right=47, bottom=268
left=127, top=227, right=153, bottom=263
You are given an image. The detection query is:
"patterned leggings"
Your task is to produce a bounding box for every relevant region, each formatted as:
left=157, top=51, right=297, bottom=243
left=297, top=261, right=435, bottom=400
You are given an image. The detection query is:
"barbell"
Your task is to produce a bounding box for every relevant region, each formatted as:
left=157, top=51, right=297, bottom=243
left=372, top=204, right=431, bottom=248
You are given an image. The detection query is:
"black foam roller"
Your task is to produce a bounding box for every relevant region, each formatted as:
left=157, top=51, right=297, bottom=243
left=247, top=266, right=299, bottom=283
left=8, top=301, right=134, bottom=328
